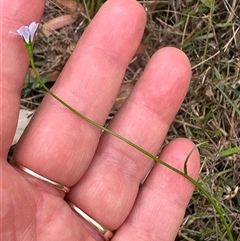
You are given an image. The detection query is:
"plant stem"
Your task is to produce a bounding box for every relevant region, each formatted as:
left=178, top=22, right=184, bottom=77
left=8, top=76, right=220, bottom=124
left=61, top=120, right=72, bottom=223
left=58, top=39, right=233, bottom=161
left=26, top=41, right=233, bottom=241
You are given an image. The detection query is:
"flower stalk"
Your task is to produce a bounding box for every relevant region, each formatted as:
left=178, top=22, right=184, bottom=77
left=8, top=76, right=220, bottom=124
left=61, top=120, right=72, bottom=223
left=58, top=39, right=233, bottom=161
left=18, top=22, right=233, bottom=241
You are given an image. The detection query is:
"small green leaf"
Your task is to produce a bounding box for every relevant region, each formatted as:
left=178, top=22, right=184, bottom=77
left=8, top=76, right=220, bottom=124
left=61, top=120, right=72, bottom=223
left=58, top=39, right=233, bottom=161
left=200, top=0, right=213, bottom=9
left=214, top=129, right=221, bottom=138
left=219, top=147, right=240, bottom=157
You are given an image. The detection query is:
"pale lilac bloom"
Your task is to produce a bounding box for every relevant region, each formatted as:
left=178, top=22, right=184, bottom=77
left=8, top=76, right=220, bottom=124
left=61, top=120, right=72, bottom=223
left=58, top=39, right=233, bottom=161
left=17, top=22, right=39, bottom=43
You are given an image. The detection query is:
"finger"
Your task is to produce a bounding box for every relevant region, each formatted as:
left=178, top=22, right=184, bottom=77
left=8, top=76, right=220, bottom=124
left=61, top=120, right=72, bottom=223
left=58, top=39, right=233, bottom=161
left=1, top=0, right=45, bottom=159
left=67, top=47, right=192, bottom=230
left=13, top=0, right=146, bottom=186
left=113, top=138, right=200, bottom=241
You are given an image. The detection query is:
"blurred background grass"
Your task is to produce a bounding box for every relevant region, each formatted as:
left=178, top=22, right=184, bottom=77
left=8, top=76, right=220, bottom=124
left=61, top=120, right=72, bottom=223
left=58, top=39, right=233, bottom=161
left=20, top=0, right=240, bottom=240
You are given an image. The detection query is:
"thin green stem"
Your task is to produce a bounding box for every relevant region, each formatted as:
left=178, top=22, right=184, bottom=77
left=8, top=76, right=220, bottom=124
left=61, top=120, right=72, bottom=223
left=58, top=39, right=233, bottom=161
left=26, top=41, right=233, bottom=241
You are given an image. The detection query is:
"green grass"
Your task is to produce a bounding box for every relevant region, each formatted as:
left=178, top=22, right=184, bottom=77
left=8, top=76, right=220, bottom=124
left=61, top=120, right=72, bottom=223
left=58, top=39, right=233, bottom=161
left=21, top=0, right=240, bottom=240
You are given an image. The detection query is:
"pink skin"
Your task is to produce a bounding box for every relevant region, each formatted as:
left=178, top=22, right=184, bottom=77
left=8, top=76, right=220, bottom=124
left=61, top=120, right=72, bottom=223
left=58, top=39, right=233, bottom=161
left=1, top=0, right=200, bottom=240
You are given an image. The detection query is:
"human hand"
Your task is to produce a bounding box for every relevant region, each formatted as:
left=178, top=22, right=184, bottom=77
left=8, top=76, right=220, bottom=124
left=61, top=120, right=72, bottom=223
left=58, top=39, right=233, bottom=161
left=1, top=0, right=200, bottom=240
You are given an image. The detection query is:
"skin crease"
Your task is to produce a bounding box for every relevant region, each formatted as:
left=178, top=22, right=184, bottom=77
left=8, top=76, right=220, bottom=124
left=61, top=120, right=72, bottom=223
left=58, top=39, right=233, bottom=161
left=1, top=0, right=200, bottom=241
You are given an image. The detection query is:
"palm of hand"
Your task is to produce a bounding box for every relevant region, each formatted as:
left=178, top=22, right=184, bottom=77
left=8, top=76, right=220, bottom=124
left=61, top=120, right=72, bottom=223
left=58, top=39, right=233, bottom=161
left=4, top=167, right=92, bottom=240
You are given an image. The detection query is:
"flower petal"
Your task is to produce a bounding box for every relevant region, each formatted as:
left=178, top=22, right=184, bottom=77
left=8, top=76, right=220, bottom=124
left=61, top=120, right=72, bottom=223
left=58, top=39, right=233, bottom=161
left=17, top=26, right=31, bottom=42
left=28, top=22, right=39, bottom=41
left=16, top=22, right=39, bottom=43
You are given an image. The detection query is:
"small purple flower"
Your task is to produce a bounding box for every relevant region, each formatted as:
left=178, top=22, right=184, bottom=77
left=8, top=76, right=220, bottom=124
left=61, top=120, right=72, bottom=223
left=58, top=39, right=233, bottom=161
left=17, top=22, right=39, bottom=43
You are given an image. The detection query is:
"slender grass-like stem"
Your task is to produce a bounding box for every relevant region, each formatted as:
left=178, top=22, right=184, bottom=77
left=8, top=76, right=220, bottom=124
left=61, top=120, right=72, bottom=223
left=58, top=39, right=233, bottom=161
left=25, top=41, right=233, bottom=241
